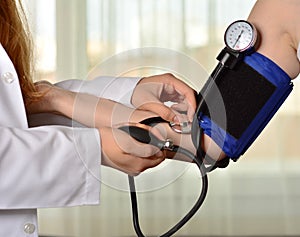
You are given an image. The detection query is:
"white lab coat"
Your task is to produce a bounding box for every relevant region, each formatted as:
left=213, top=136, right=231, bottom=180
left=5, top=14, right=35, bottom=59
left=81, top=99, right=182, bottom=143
left=0, top=44, right=140, bottom=236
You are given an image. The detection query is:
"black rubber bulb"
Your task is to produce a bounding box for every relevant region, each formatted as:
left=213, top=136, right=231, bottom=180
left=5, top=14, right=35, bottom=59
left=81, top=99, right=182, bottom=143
left=118, top=125, right=165, bottom=150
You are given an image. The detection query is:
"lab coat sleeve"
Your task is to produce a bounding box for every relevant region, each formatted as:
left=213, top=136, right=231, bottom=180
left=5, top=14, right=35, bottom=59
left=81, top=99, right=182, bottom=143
left=0, top=125, right=101, bottom=209
left=7, top=76, right=139, bottom=208
left=55, top=76, right=141, bottom=107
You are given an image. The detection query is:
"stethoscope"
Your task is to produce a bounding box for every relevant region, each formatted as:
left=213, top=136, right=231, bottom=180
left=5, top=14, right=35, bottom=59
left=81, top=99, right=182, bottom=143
left=118, top=111, right=230, bottom=237
left=119, top=20, right=258, bottom=237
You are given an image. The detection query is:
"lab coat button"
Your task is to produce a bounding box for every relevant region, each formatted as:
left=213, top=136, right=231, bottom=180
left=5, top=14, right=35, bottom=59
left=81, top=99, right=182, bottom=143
left=2, top=72, right=15, bottom=83
left=23, top=223, right=36, bottom=234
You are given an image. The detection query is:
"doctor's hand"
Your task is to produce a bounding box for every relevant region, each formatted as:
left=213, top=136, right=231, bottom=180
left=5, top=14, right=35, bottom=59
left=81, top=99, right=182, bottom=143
left=131, top=73, right=197, bottom=123
left=100, top=126, right=165, bottom=176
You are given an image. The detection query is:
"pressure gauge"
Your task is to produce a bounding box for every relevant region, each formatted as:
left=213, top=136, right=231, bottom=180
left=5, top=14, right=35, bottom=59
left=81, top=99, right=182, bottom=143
left=224, top=20, right=258, bottom=53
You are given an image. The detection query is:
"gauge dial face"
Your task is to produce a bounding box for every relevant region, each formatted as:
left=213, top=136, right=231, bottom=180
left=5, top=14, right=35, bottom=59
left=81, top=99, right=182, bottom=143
left=225, top=20, right=256, bottom=52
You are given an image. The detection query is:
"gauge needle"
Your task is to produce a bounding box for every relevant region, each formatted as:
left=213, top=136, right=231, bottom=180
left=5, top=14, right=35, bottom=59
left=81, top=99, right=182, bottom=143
left=233, top=30, right=244, bottom=48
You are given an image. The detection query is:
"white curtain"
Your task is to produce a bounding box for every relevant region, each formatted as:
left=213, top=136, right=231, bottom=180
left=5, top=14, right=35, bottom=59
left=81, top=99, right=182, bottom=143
left=24, top=0, right=300, bottom=236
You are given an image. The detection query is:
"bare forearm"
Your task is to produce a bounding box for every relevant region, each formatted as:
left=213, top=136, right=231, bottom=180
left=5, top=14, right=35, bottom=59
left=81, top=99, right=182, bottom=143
left=44, top=86, right=155, bottom=129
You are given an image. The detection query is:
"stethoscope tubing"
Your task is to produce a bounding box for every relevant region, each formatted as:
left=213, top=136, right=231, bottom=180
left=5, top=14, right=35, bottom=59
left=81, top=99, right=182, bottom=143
left=128, top=145, right=208, bottom=237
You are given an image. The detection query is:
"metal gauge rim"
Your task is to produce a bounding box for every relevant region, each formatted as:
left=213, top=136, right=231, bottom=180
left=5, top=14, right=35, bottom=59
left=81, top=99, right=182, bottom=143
left=224, top=20, right=257, bottom=53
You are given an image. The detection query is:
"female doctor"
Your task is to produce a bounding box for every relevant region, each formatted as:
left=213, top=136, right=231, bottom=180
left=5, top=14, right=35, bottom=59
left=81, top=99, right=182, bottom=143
left=0, top=1, right=196, bottom=236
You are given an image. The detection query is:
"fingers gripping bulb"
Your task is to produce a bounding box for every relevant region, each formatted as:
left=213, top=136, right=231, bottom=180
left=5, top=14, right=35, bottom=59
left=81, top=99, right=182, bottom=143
left=118, top=125, right=174, bottom=151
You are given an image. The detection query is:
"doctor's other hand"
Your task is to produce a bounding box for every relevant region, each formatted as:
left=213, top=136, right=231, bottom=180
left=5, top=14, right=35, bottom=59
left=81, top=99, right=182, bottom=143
left=99, top=126, right=165, bottom=176
left=131, top=73, right=197, bottom=123
left=27, top=81, right=166, bottom=175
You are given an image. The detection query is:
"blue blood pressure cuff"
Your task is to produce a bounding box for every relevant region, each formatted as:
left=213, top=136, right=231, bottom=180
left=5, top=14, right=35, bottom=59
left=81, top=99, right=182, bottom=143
left=198, top=52, right=293, bottom=161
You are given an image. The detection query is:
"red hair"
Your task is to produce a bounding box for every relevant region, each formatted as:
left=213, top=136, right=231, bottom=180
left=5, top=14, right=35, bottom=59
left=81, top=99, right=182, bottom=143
left=0, top=0, right=40, bottom=106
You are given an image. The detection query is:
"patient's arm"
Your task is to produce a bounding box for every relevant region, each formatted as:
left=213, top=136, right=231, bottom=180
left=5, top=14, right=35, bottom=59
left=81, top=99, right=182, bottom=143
left=247, top=0, right=300, bottom=79
left=27, top=81, right=225, bottom=162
